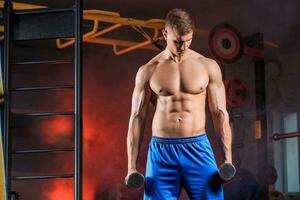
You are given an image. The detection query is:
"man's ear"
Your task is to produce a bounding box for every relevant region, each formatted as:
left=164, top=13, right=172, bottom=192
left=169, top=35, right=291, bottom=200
left=162, top=28, right=167, bottom=40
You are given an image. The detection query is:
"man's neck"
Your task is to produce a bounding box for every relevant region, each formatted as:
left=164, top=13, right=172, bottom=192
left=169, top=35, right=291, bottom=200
left=164, top=49, right=188, bottom=63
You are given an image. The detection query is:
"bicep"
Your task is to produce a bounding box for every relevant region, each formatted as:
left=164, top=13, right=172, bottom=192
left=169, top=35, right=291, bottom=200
left=130, top=66, right=152, bottom=118
left=207, top=60, right=227, bottom=114
left=207, top=81, right=227, bottom=114
left=131, top=85, right=151, bottom=118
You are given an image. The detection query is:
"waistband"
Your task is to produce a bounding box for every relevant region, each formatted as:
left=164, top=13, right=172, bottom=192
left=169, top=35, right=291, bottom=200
left=151, top=132, right=207, bottom=144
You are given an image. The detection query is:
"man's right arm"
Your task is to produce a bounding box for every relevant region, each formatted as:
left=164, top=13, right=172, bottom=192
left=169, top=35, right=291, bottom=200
left=127, top=64, right=152, bottom=173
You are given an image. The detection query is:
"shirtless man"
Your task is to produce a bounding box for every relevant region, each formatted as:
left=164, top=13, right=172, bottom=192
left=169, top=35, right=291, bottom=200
left=126, top=8, right=232, bottom=200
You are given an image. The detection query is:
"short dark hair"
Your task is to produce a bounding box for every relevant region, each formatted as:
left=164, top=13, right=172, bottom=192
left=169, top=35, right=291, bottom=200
left=165, top=8, right=195, bottom=35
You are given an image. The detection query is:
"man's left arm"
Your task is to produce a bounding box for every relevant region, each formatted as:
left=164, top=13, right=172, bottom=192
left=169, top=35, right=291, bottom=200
left=207, top=59, right=232, bottom=164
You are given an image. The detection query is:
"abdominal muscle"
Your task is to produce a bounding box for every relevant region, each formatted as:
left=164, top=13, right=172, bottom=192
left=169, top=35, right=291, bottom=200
left=152, top=92, right=207, bottom=137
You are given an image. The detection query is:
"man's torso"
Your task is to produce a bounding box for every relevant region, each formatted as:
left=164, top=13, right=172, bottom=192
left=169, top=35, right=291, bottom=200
left=145, top=49, right=212, bottom=137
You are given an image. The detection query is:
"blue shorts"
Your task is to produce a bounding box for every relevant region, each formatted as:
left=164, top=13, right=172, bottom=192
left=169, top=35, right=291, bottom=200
left=144, top=133, right=224, bottom=200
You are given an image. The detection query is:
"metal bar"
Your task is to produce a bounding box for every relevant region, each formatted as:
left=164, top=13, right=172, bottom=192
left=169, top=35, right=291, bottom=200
left=11, top=85, right=74, bottom=91
left=113, top=37, right=164, bottom=55
left=12, top=111, right=74, bottom=116
left=273, top=132, right=300, bottom=141
left=56, top=19, right=99, bottom=49
left=10, top=174, right=74, bottom=180
left=83, top=10, right=166, bottom=29
left=86, top=37, right=160, bottom=51
left=10, top=147, right=75, bottom=154
left=74, top=0, right=83, bottom=199
left=254, top=49, right=269, bottom=195
left=3, top=1, right=12, bottom=197
left=12, top=7, right=74, bottom=15
left=85, top=23, right=122, bottom=40
left=56, top=22, right=121, bottom=49
left=12, top=60, right=72, bottom=65
left=0, top=1, right=47, bottom=10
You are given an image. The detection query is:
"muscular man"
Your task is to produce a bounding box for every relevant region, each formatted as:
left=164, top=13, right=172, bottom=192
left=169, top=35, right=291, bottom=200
left=126, top=8, right=232, bottom=200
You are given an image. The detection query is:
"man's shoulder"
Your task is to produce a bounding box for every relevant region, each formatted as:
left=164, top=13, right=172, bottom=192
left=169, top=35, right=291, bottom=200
left=188, top=49, right=205, bottom=60
left=139, top=61, right=157, bottom=74
left=137, top=51, right=164, bottom=76
left=188, top=50, right=220, bottom=78
left=146, top=51, right=165, bottom=66
left=199, top=57, right=221, bottom=80
left=136, top=60, right=157, bottom=82
left=189, top=51, right=218, bottom=70
left=189, top=50, right=216, bottom=64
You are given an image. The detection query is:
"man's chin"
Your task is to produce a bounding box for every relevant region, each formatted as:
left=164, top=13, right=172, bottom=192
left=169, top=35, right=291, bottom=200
left=177, top=51, right=184, bottom=56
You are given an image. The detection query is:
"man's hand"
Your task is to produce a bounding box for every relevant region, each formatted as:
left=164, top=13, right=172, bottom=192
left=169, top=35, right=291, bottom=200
left=224, top=159, right=233, bottom=164
left=125, top=168, right=138, bottom=183
left=125, top=169, right=145, bottom=189
left=218, top=162, right=236, bottom=184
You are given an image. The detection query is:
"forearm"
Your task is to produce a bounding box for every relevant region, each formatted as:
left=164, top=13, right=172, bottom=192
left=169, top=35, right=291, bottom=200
left=213, top=111, right=232, bottom=163
left=219, top=122, right=232, bottom=163
left=127, top=114, right=146, bottom=171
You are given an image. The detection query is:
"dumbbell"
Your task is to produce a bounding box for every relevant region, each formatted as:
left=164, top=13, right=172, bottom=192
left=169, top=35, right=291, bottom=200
left=218, top=163, right=236, bottom=182
left=125, top=172, right=145, bottom=189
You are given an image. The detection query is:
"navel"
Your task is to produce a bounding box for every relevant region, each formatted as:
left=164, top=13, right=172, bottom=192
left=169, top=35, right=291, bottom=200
left=177, top=117, right=183, bottom=123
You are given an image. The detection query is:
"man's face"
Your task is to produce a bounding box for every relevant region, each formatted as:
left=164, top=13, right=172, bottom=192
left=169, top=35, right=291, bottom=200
left=163, top=26, right=193, bottom=57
